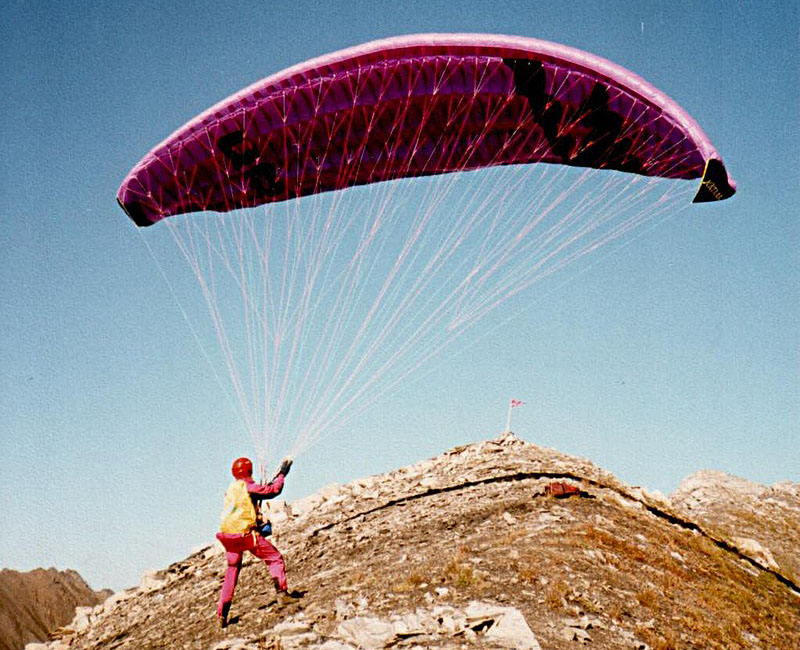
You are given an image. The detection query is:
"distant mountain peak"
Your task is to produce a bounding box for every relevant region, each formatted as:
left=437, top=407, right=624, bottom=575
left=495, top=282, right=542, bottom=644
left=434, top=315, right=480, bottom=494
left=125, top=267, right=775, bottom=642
left=0, top=567, right=110, bottom=650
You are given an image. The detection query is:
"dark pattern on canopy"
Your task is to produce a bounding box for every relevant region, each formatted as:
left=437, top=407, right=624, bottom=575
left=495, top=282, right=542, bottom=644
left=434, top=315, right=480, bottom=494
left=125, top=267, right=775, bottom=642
left=118, top=34, right=735, bottom=226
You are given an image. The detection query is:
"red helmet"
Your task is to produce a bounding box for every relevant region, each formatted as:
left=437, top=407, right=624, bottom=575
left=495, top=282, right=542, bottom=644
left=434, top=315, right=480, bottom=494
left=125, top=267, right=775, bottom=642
left=231, top=457, right=253, bottom=479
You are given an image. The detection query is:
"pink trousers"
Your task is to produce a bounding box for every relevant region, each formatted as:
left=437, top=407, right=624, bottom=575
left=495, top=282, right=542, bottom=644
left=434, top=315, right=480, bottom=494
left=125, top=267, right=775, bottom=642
left=216, top=532, right=287, bottom=616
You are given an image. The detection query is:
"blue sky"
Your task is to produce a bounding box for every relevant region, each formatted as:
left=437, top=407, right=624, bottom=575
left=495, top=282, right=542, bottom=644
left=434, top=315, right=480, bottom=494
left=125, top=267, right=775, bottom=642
left=1, top=1, right=797, bottom=591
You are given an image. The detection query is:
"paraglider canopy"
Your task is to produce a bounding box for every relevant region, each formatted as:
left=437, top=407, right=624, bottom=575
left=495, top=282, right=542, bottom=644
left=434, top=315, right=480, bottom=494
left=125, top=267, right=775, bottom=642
left=116, top=34, right=736, bottom=467
left=117, top=33, right=735, bottom=227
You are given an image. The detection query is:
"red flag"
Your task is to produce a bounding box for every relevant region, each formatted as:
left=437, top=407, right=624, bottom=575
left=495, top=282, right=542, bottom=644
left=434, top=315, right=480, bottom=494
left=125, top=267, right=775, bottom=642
left=510, top=399, right=524, bottom=408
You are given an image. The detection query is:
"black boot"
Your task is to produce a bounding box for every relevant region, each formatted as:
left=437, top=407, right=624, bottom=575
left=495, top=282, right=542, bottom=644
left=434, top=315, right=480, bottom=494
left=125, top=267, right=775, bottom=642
left=218, top=601, right=231, bottom=629
left=276, top=590, right=301, bottom=607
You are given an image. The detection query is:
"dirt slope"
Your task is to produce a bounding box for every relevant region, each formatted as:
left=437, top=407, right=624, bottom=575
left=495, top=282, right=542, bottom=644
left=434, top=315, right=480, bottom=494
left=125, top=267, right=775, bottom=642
left=33, top=433, right=800, bottom=650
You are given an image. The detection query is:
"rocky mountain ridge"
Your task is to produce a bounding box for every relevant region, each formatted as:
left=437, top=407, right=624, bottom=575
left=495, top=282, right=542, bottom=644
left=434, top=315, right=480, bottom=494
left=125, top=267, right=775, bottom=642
left=23, top=433, right=800, bottom=649
left=670, top=469, right=800, bottom=584
left=0, top=568, right=110, bottom=650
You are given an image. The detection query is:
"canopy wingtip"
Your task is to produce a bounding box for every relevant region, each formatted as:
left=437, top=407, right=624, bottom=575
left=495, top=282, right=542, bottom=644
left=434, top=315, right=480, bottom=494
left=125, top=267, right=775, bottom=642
left=692, top=159, right=736, bottom=203
left=117, top=196, right=158, bottom=228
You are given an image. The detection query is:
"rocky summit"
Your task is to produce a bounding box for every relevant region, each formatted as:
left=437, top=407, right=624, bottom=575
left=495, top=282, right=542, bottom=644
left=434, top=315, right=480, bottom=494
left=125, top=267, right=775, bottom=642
left=26, top=433, right=800, bottom=650
left=0, top=568, right=110, bottom=650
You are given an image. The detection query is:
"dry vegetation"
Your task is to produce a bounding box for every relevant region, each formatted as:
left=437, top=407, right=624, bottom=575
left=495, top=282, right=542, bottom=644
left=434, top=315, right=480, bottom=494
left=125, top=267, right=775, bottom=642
left=280, top=477, right=799, bottom=650
left=40, top=436, right=800, bottom=650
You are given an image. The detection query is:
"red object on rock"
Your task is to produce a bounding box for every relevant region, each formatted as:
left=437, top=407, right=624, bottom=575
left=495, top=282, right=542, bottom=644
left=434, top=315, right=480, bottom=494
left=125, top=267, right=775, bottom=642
left=546, top=481, right=581, bottom=498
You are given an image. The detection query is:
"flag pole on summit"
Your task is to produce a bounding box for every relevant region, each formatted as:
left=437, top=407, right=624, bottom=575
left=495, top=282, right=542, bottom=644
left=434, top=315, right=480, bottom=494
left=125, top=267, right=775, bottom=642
left=505, top=398, right=525, bottom=432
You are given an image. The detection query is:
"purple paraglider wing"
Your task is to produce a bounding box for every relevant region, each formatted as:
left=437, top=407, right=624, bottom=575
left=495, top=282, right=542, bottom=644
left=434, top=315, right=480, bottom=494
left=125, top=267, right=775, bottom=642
left=117, top=34, right=735, bottom=227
